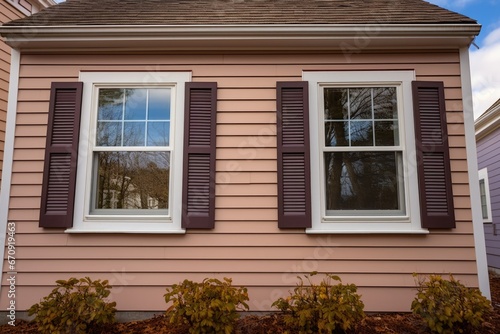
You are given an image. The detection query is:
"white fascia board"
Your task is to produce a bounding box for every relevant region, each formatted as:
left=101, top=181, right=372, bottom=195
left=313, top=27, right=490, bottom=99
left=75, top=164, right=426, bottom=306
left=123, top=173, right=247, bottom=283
left=27, top=0, right=57, bottom=8
left=0, top=24, right=481, bottom=51
left=0, top=23, right=482, bottom=36
left=475, top=106, right=500, bottom=141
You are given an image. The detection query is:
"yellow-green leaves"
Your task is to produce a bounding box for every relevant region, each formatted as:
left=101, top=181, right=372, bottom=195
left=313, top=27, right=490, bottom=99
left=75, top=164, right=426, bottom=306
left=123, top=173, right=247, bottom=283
left=411, top=274, right=492, bottom=334
left=164, top=277, right=249, bottom=334
left=272, top=273, right=365, bottom=334
left=28, top=277, right=116, bottom=334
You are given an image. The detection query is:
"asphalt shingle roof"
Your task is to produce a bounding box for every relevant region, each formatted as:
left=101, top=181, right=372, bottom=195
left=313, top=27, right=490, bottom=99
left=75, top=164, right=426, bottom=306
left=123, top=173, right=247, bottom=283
left=4, top=0, right=477, bottom=26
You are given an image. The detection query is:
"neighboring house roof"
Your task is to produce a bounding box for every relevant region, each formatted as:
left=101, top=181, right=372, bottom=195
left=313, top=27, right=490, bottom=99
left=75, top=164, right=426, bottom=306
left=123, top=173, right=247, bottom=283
left=28, top=0, right=57, bottom=9
left=33, top=0, right=57, bottom=5
left=6, top=0, right=56, bottom=16
left=3, top=0, right=477, bottom=26
left=476, top=98, right=500, bottom=141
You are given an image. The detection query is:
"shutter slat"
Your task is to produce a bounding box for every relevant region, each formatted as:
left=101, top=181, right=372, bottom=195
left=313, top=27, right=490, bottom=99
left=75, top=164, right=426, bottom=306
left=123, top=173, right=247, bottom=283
left=182, top=82, right=217, bottom=229
left=277, top=82, right=311, bottom=228
left=45, top=154, right=71, bottom=213
left=186, top=155, right=211, bottom=214
left=40, top=82, right=83, bottom=228
left=187, top=89, right=213, bottom=147
left=412, top=81, right=455, bottom=229
left=51, top=89, right=81, bottom=145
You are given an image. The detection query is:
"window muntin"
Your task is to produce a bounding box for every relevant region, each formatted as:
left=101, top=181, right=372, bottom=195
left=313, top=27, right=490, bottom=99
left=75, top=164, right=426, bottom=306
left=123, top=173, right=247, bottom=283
left=322, top=86, right=405, bottom=217
left=91, top=87, right=172, bottom=216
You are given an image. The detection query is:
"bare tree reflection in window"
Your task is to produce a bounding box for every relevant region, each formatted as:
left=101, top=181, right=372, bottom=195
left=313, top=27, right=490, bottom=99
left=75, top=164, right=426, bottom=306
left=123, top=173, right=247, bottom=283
left=323, top=87, right=402, bottom=215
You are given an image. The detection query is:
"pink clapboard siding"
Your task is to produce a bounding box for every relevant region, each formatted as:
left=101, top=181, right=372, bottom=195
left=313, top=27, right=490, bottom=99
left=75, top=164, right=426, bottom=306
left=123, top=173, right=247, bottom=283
left=0, top=51, right=476, bottom=312
left=0, top=0, right=26, bottom=186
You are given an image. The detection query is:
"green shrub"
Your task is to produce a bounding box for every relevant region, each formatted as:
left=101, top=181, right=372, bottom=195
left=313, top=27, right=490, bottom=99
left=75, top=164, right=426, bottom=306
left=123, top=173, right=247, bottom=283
left=164, top=277, right=249, bottom=334
left=411, top=274, right=492, bottom=334
left=28, top=277, right=116, bottom=334
left=272, top=272, right=365, bottom=334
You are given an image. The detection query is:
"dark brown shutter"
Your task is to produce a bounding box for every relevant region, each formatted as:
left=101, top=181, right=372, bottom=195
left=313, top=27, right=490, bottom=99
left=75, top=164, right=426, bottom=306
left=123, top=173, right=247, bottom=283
left=182, top=82, right=217, bottom=229
left=412, top=81, right=455, bottom=229
left=276, top=82, right=311, bottom=228
left=40, top=82, right=83, bottom=228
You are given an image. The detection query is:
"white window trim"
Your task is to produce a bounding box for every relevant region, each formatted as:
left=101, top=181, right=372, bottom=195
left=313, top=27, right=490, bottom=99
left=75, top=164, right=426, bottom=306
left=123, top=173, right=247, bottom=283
left=478, top=167, right=493, bottom=223
left=7, top=0, right=32, bottom=16
left=303, top=71, right=427, bottom=234
left=69, top=72, right=191, bottom=234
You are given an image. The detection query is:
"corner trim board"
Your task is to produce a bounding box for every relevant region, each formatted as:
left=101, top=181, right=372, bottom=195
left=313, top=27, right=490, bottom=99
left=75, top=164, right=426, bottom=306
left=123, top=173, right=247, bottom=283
left=0, top=49, right=21, bottom=294
left=460, top=47, right=491, bottom=299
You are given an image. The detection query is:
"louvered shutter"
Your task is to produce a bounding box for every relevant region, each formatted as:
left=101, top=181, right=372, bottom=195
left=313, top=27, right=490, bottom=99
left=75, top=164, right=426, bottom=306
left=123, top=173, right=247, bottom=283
left=412, top=81, right=455, bottom=229
left=276, top=82, right=311, bottom=228
left=40, top=82, right=83, bottom=228
left=182, top=82, right=217, bottom=229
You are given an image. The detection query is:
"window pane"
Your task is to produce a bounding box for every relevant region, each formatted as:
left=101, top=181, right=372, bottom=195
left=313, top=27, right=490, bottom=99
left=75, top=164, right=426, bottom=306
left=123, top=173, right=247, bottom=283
left=324, top=87, right=400, bottom=148
left=124, top=89, right=147, bottom=120
left=375, top=121, right=399, bottom=146
left=93, top=151, right=170, bottom=212
left=373, top=87, right=397, bottom=119
left=350, top=120, right=373, bottom=146
left=123, top=122, right=145, bottom=146
left=324, top=88, right=348, bottom=120
left=98, top=89, right=124, bottom=120
left=96, top=121, right=122, bottom=146
left=479, top=179, right=488, bottom=219
left=324, top=152, right=403, bottom=212
left=349, top=88, right=372, bottom=119
left=148, top=89, right=171, bottom=120
left=97, top=88, right=171, bottom=148
left=147, top=121, right=170, bottom=146
left=325, top=121, right=349, bottom=146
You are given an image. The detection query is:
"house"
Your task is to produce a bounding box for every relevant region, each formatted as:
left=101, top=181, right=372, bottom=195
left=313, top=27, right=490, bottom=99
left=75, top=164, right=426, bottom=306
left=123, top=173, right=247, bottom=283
left=476, top=98, right=500, bottom=272
left=0, top=0, right=55, bottom=187
left=0, top=0, right=489, bottom=318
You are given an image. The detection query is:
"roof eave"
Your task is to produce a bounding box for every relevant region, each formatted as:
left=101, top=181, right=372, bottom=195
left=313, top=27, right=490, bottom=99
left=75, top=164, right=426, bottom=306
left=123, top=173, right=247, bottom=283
left=27, top=0, right=58, bottom=8
left=475, top=104, right=500, bottom=141
left=0, top=23, right=481, bottom=52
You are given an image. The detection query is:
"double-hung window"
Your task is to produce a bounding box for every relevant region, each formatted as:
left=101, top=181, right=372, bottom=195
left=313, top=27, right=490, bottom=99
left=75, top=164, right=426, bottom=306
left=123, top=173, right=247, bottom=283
left=71, top=72, right=191, bottom=233
left=93, top=88, right=171, bottom=214
left=304, top=71, right=425, bottom=233
left=323, top=86, right=404, bottom=216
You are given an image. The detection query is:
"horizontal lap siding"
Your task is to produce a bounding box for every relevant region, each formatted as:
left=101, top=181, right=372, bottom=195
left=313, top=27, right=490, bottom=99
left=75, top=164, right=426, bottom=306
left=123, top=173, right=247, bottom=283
left=0, top=0, right=25, bottom=186
left=0, top=51, right=477, bottom=311
left=477, top=126, right=500, bottom=269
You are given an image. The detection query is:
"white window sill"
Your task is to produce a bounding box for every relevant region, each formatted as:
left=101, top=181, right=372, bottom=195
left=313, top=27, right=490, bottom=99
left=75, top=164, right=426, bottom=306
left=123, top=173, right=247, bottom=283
left=307, top=219, right=429, bottom=234
left=66, top=227, right=186, bottom=234
left=66, top=220, right=185, bottom=234
left=306, top=228, right=429, bottom=235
